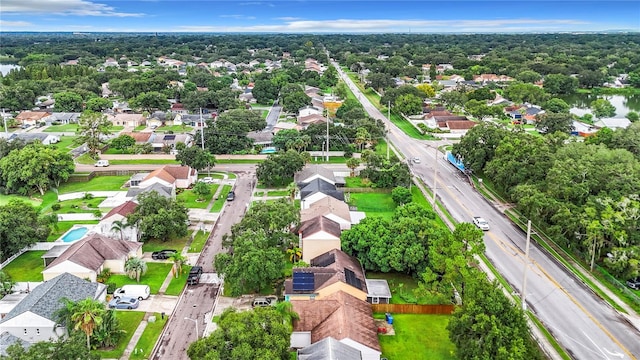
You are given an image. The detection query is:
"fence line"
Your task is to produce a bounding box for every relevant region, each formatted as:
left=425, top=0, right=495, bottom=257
left=341, top=187, right=392, bottom=193
left=0, top=249, right=27, bottom=270
left=371, top=304, right=455, bottom=314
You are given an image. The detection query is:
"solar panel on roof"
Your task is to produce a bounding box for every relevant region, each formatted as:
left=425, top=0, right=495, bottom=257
left=163, top=134, right=176, bottom=140
left=312, top=253, right=335, bottom=268
left=293, top=272, right=315, bottom=292
left=344, top=268, right=363, bottom=290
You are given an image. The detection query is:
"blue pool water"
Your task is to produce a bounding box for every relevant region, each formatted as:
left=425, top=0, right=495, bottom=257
left=61, top=227, right=89, bottom=243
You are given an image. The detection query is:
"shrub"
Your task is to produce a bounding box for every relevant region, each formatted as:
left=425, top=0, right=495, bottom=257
left=51, top=203, right=61, bottom=211
left=83, top=192, right=94, bottom=200
left=106, top=282, right=117, bottom=294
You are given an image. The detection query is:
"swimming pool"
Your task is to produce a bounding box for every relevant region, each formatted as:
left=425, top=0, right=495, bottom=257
left=61, top=227, right=89, bottom=243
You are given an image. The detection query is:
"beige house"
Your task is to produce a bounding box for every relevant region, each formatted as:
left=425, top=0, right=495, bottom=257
left=285, top=249, right=368, bottom=302
left=301, top=196, right=352, bottom=230
left=297, top=216, right=341, bottom=263
left=290, top=291, right=381, bottom=360
left=137, top=165, right=197, bottom=189
left=15, top=111, right=50, bottom=126
left=41, top=234, right=142, bottom=281
left=106, top=113, right=146, bottom=127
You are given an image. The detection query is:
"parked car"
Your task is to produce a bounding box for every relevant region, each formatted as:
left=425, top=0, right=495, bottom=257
left=108, top=296, right=140, bottom=310
left=187, top=266, right=203, bottom=285
left=94, top=160, right=109, bottom=167
left=627, top=277, right=640, bottom=290
left=252, top=296, right=277, bottom=308
left=152, top=249, right=177, bottom=260
left=473, top=216, right=490, bottom=231
left=199, top=177, right=215, bottom=184
left=113, top=285, right=150, bottom=300
left=226, top=191, right=235, bottom=201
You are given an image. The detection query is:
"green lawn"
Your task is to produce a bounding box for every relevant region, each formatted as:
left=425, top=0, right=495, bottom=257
left=50, top=136, right=78, bottom=151
left=98, top=311, right=145, bottom=359
left=267, top=190, right=288, bottom=197
left=110, top=126, right=124, bottom=132
left=310, top=156, right=348, bottom=164
left=75, top=153, right=96, bottom=165
left=44, top=124, right=78, bottom=132
left=157, top=125, right=193, bottom=133
left=106, top=262, right=173, bottom=294
left=134, top=125, right=146, bottom=131
left=348, top=192, right=396, bottom=220
left=109, top=159, right=180, bottom=165
left=164, top=265, right=191, bottom=296
left=377, top=314, right=456, bottom=360
left=47, top=220, right=99, bottom=241
left=210, top=185, right=232, bottom=212
left=345, top=177, right=372, bottom=188
left=44, top=197, right=107, bottom=215
left=389, top=112, right=437, bottom=140
left=141, top=233, right=190, bottom=253
left=129, top=312, right=168, bottom=359
left=367, top=272, right=421, bottom=304
left=188, top=230, right=209, bottom=253
left=58, top=175, right=130, bottom=194
left=2, top=251, right=46, bottom=281
left=261, top=110, right=269, bottom=119
left=215, top=159, right=264, bottom=164
left=375, top=139, right=398, bottom=161
left=177, top=186, right=217, bottom=208
left=0, top=194, right=41, bottom=207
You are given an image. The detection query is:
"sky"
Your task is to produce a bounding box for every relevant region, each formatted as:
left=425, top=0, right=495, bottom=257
left=1, top=0, right=639, bottom=33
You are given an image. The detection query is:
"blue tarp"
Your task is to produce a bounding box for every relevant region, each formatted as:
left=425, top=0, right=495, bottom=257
left=447, top=151, right=466, bottom=173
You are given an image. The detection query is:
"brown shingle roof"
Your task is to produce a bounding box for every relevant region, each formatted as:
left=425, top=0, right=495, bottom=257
left=142, top=165, right=194, bottom=184
left=16, top=111, right=50, bottom=121
left=300, top=197, right=350, bottom=224
left=143, top=168, right=176, bottom=184
left=45, top=234, right=141, bottom=272
left=102, top=200, right=138, bottom=220
left=298, top=216, right=341, bottom=239
left=292, top=291, right=380, bottom=352
left=446, top=120, right=478, bottom=130
left=120, top=132, right=152, bottom=143
left=285, top=249, right=367, bottom=294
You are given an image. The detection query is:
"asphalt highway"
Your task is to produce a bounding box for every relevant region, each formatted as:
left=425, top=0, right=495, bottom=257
left=333, top=60, right=640, bottom=360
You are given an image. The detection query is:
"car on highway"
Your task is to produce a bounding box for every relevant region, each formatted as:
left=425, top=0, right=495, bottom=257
left=226, top=191, right=235, bottom=201
left=412, top=157, right=421, bottom=164
left=199, top=177, right=215, bottom=184
left=627, top=277, right=640, bottom=290
left=151, top=249, right=177, bottom=260
left=187, top=266, right=203, bottom=285
left=108, top=296, right=139, bottom=310
left=473, top=216, right=490, bottom=231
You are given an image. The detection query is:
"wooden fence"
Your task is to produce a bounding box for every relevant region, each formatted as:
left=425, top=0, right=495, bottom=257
left=371, top=304, right=455, bottom=315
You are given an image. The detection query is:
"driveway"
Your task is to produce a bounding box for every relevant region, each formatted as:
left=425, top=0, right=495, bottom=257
left=115, top=295, right=179, bottom=314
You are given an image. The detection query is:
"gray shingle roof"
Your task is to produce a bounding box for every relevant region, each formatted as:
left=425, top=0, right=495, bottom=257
left=298, top=337, right=362, bottom=360
left=44, top=234, right=141, bottom=272
left=300, top=179, right=344, bottom=202
left=0, top=331, right=29, bottom=356
left=126, top=183, right=173, bottom=199
left=294, top=165, right=336, bottom=185
left=0, top=273, right=106, bottom=324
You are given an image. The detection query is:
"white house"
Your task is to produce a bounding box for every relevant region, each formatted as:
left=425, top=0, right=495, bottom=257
left=298, top=106, right=323, bottom=118
left=0, top=273, right=106, bottom=344
left=137, top=165, right=198, bottom=189
left=300, top=197, right=352, bottom=231
left=295, top=165, right=336, bottom=186
left=98, top=200, right=139, bottom=241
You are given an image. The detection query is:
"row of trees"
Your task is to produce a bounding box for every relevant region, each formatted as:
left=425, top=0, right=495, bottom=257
left=453, top=122, right=640, bottom=279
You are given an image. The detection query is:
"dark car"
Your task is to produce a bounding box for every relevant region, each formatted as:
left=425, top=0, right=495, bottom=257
left=151, top=249, right=177, bottom=260
left=187, top=266, right=203, bottom=285
left=627, top=277, right=640, bottom=290
left=226, top=191, right=235, bottom=201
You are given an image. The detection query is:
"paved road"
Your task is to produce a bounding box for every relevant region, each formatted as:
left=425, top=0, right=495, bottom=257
left=333, top=61, right=640, bottom=360
left=152, top=169, right=255, bottom=360
left=265, top=100, right=281, bottom=132
left=76, top=163, right=351, bottom=173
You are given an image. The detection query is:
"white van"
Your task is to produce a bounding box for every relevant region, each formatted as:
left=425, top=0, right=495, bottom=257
left=113, top=285, right=150, bottom=300
left=94, top=160, right=110, bottom=167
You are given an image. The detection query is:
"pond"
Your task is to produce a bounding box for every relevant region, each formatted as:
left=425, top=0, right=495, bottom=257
left=0, top=63, right=21, bottom=76
left=560, top=93, right=640, bottom=119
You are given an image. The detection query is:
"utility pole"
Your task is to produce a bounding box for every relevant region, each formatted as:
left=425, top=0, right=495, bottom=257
left=326, top=111, right=330, bottom=162
left=387, top=101, right=390, bottom=161
left=522, top=220, right=532, bottom=311
left=431, top=145, right=438, bottom=207
left=199, top=108, right=210, bottom=176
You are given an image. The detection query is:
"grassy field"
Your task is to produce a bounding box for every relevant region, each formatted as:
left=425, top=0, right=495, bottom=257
left=198, top=173, right=225, bottom=180
left=367, top=272, right=421, bottom=304
left=47, top=220, right=99, bottom=241
left=0, top=194, right=41, bottom=207
left=377, top=314, right=456, bottom=360
left=129, top=312, right=168, bottom=359
left=76, top=153, right=96, bottom=165
left=44, top=124, right=78, bottom=132
left=348, top=192, right=396, bottom=220
left=45, top=197, right=106, bottom=214
left=99, top=311, right=145, bottom=359
left=134, top=125, right=146, bottom=131
left=345, top=177, right=372, bottom=188
left=106, top=262, right=173, bottom=294
left=267, top=190, right=289, bottom=197
left=51, top=136, right=78, bottom=151
left=210, top=185, right=232, bottom=212
left=177, top=186, right=217, bottom=208
left=163, top=265, right=191, bottom=296
left=109, top=159, right=179, bottom=165
left=188, top=230, right=209, bottom=253
left=157, top=125, right=193, bottom=133
left=310, top=157, right=348, bottom=164
left=2, top=251, right=46, bottom=281
left=57, top=175, right=130, bottom=193
left=141, top=233, right=190, bottom=253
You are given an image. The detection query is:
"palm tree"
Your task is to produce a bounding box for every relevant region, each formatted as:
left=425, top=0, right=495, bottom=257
left=346, top=157, right=360, bottom=177
left=70, top=298, right=105, bottom=350
left=275, top=301, right=299, bottom=330
left=110, top=220, right=129, bottom=241
left=124, top=257, right=147, bottom=283
left=286, top=182, right=298, bottom=202
left=168, top=252, right=187, bottom=278
left=286, top=247, right=302, bottom=263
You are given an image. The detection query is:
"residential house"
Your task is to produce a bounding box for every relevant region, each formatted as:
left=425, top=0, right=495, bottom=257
left=304, top=86, right=321, bottom=98
left=137, top=165, right=198, bottom=189
left=304, top=59, right=324, bottom=74
left=98, top=200, right=138, bottom=241
left=8, top=133, right=59, bottom=145
left=126, top=182, right=175, bottom=199
left=107, top=113, right=145, bottom=127
left=300, top=196, right=352, bottom=230
left=148, top=133, right=193, bottom=152
left=15, top=111, right=50, bottom=126
left=297, top=337, right=362, bottom=360
left=120, top=131, right=152, bottom=145
left=247, top=131, right=274, bottom=147
left=300, top=178, right=345, bottom=209
left=297, top=216, right=342, bottom=263
left=594, top=118, right=631, bottom=130
left=146, top=111, right=167, bottom=128
left=0, top=331, right=29, bottom=356
left=473, top=74, right=515, bottom=84
left=104, top=58, right=119, bottom=67
left=273, top=122, right=301, bottom=133
left=298, top=106, right=323, bottom=118
left=238, top=89, right=255, bottom=103
left=0, top=273, right=107, bottom=344
left=290, top=291, right=381, bottom=360
left=298, top=114, right=328, bottom=129
left=170, top=103, right=189, bottom=115
left=285, top=249, right=368, bottom=302
left=43, top=112, right=80, bottom=125
left=41, top=234, right=142, bottom=281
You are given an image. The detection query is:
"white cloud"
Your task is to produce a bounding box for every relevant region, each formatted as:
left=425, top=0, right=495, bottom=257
left=219, top=14, right=257, bottom=20
left=175, top=18, right=590, bottom=33
left=2, top=0, right=144, bottom=17
left=275, top=17, right=303, bottom=21
left=0, top=20, right=32, bottom=27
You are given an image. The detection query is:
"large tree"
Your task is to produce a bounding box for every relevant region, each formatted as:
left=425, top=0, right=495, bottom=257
left=201, top=109, right=265, bottom=154
left=0, top=200, right=50, bottom=261
left=129, top=91, right=169, bottom=113
left=187, top=307, right=291, bottom=360
left=256, top=150, right=306, bottom=187
left=590, top=98, right=616, bottom=119
left=110, top=134, right=135, bottom=152
left=53, top=91, right=84, bottom=112
left=85, top=97, right=113, bottom=112
left=128, top=191, right=189, bottom=242
left=76, top=110, right=112, bottom=158
left=452, top=122, right=510, bottom=172
left=175, top=145, right=215, bottom=171
left=535, top=112, right=574, bottom=134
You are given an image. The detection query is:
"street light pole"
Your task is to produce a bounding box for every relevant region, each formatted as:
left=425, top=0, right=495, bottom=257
left=387, top=101, right=390, bottom=161
left=521, top=220, right=532, bottom=311
left=184, top=317, right=199, bottom=340
left=431, top=145, right=438, bottom=207
left=326, top=111, right=330, bottom=162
